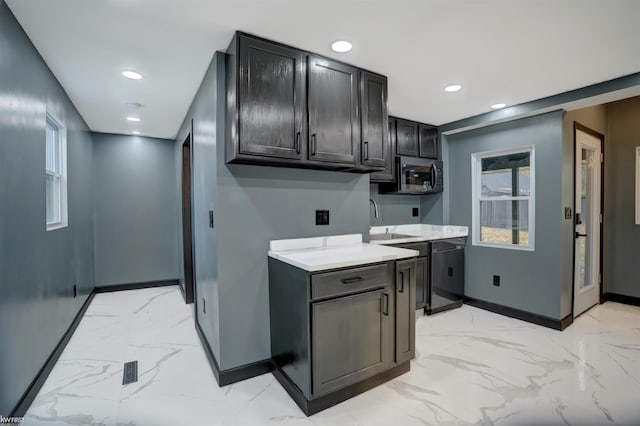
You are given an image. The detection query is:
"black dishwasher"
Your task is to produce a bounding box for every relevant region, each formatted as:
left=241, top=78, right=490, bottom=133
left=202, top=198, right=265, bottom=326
left=427, top=238, right=465, bottom=315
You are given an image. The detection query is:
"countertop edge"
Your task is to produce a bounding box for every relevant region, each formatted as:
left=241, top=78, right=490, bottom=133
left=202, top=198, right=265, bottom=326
left=369, top=232, right=469, bottom=245
left=268, top=249, right=419, bottom=272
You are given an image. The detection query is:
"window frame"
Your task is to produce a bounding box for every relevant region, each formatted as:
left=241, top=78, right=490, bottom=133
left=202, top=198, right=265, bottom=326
left=46, top=113, right=68, bottom=231
left=471, top=145, right=536, bottom=251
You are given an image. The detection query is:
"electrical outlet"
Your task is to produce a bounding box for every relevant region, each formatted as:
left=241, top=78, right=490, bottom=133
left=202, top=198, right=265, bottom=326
left=412, top=207, right=419, bottom=217
left=493, top=275, right=501, bottom=286
left=315, top=210, right=329, bottom=225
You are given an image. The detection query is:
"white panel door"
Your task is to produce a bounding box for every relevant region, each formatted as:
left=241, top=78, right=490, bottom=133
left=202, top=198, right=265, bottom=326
left=574, top=129, right=602, bottom=317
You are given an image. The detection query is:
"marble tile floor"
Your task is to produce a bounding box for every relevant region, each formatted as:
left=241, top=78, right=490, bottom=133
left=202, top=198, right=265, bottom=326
left=23, top=287, right=640, bottom=426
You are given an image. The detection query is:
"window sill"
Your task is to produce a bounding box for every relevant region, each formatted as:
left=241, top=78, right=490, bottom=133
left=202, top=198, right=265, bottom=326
left=472, top=241, right=535, bottom=252
left=47, top=222, right=68, bottom=232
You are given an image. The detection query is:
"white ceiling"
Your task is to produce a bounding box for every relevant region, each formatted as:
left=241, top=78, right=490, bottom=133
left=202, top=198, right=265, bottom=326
left=7, top=0, right=640, bottom=140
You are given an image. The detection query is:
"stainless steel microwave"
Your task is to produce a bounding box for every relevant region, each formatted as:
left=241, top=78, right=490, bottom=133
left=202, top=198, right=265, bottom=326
left=378, top=156, right=443, bottom=195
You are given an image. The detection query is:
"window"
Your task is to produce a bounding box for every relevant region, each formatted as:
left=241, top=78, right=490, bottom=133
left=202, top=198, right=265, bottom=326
left=46, top=113, right=67, bottom=231
left=471, top=146, right=535, bottom=250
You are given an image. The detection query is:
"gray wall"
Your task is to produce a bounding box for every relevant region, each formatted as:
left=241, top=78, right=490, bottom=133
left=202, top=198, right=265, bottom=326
left=561, top=105, right=608, bottom=317
left=369, top=184, right=421, bottom=226
left=447, top=111, right=568, bottom=320
left=420, top=192, right=445, bottom=225
left=175, top=52, right=222, bottom=360
left=178, top=51, right=371, bottom=370
left=605, top=96, right=640, bottom=298
left=0, top=1, right=94, bottom=414
left=92, top=133, right=179, bottom=286
left=217, top=164, right=369, bottom=369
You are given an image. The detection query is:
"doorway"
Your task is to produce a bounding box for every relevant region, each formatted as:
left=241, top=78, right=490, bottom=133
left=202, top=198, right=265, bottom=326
left=573, top=124, right=604, bottom=317
left=181, top=133, right=195, bottom=304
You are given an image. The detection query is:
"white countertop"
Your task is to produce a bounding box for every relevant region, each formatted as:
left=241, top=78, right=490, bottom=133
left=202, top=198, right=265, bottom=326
left=268, top=234, right=419, bottom=272
left=369, top=224, right=469, bottom=245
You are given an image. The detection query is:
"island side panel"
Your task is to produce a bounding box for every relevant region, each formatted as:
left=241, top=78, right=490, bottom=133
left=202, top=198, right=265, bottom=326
left=268, top=257, right=311, bottom=397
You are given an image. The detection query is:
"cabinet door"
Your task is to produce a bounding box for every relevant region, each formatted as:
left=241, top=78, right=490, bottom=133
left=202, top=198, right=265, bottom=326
left=395, top=119, right=419, bottom=157
left=415, top=256, right=429, bottom=310
left=312, top=289, right=390, bottom=395
left=308, top=55, right=358, bottom=165
left=419, top=124, right=438, bottom=159
left=370, top=117, right=396, bottom=183
left=395, top=259, right=416, bottom=364
left=238, top=36, right=306, bottom=159
left=360, top=71, right=388, bottom=168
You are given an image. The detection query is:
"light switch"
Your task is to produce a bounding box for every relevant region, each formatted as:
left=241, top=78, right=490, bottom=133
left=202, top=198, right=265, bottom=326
left=564, top=207, right=572, bottom=220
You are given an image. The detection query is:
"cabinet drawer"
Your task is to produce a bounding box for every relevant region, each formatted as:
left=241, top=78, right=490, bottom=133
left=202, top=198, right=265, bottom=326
left=311, top=263, right=391, bottom=300
left=392, top=242, right=430, bottom=257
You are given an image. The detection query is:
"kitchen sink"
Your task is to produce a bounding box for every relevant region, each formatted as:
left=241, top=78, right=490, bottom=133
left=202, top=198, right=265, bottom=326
left=369, top=233, right=414, bottom=241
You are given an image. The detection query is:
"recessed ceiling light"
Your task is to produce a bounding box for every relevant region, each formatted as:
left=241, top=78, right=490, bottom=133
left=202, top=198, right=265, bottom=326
left=491, top=103, right=507, bottom=109
left=132, top=131, right=140, bottom=135
left=126, top=116, right=141, bottom=122
left=444, top=84, right=462, bottom=93
left=122, top=70, right=142, bottom=80
left=331, top=40, right=352, bottom=53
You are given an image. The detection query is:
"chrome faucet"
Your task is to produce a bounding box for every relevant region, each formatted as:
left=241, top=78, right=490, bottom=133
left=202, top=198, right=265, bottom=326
left=369, top=199, right=379, bottom=219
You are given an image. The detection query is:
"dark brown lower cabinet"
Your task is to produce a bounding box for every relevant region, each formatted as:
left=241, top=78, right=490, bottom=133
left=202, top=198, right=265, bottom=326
left=268, top=258, right=416, bottom=415
left=415, top=256, right=429, bottom=309
left=312, top=289, right=390, bottom=395
left=389, top=241, right=430, bottom=310
left=394, top=259, right=416, bottom=364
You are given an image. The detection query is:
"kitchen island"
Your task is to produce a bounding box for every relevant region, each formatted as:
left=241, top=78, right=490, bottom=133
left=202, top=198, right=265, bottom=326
left=268, top=234, right=418, bottom=415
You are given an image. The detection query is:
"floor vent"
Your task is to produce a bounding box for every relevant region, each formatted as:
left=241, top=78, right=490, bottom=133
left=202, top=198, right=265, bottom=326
left=122, top=361, right=138, bottom=385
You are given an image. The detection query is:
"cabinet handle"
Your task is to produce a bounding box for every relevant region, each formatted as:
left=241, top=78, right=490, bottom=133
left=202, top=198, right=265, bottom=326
left=295, top=131, right=301, bottom=154
left=382, top=293, right=389, bottom=316
left=341, top=276, right=365, bottom=284
left=363, top=141, right=369, bottom=161
left=311, top=133, right=317, bottom=156
left=399, top=271, right=404, bottom=293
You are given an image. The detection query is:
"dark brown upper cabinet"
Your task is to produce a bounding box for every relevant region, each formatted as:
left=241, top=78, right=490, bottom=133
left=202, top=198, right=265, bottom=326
left=308, top=55, right=358, bottom=165
left=418, top=124, right=438, bottom=159
left=395, top=118, right=419, bottom=157
left=229, top=35, right=306, bottom=161
left=370, top=117, right=396, bottom=183
left=226, top=32, right=387, bottom=173
left=360, top=71, right=388, bottom=168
